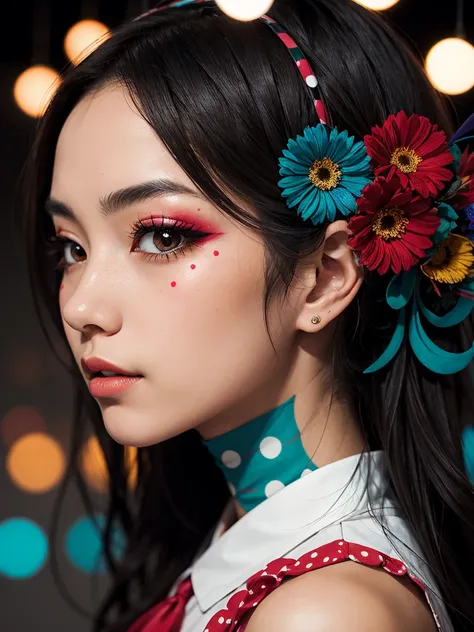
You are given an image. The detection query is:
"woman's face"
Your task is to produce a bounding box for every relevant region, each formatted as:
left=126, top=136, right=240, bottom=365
left=49, top=85, right=304, bottom=447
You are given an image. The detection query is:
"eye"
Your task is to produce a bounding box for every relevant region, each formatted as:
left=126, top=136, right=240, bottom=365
left=46, top=235, right=86, bottom=270
left=135, top=228, right=184, bottom=255
left=129, top=217, right=213, bottom=263
left=64, top=241, right=87, bottom=265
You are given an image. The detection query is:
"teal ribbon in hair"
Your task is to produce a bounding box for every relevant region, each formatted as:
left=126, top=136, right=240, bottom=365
left=365, top=272, right=474, bottom=375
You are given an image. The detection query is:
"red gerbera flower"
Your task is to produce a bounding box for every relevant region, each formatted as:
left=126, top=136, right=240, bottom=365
left=364, top=111, right=453, bottom=198
left=348, top=176, right=440, bottom=275
left=451, top=147, right=474, bottom=210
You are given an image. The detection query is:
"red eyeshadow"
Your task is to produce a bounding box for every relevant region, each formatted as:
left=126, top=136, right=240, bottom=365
left=138, top=211, right=220, bottom=234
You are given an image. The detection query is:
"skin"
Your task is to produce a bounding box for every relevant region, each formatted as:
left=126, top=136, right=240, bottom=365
left=50, top=83, right=364, bottom=460
left=49, top=84, right=435, bottom=629
left=245, top=562, right=437, bottom=631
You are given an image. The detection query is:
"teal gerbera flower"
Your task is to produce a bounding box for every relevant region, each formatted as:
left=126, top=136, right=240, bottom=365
left=278, top=124, right=373, bottom=225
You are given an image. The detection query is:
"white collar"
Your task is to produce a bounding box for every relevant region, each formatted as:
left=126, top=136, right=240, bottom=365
left=191, top=450, right=392, bottom=611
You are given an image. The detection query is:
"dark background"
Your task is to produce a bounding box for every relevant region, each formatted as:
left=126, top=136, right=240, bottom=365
left=0, top=1, right=473, bottom=631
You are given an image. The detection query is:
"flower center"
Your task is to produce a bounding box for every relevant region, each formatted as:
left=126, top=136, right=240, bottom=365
left=429, top=244, right=449, bottom=268
left=372, top=207, right=409, bottom=241
left=421, top=234, right=474, bottom=285
left=390, top=146, right=422, bottom=174
left=309, top=157, right=342, bottom=191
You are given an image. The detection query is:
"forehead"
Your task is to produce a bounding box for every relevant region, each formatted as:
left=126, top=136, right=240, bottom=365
left=51, top=84, right=191, bottom=199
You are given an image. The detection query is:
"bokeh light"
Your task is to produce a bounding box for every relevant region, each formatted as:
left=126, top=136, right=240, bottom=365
left=13, top=65, right=61, bottom=118
left=65, top=515, right=125, bottom=574
left=462, top=425, right=474, bottom=483
left=64, top=20, right=110, bottom=65
left=352, top=0, right=400, bottom=9
left=215, top=0, right=274, bottom=21
left=8, top=347, right=43, bottom=388
left=0, top=518, right=48, bottom=579
left=81, top=436, right=108, bottom=492
left=125, top=445, right=138, bottom=491
left=7, top=433, right=65, bottom=493
left=425, top=38, right=474, bottom=95
left=81, top=436, right=138, bottom=493
left=1, top=406, right=46, bottom=447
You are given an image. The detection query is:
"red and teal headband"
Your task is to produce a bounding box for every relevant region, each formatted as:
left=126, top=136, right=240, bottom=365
left=136, top=0, right=329, bottom=125
left=135, top=1, right=474, bottom=376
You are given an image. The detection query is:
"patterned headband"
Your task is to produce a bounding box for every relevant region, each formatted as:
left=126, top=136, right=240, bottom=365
left=136, top=0, right=329, bottom=124
left=135, top=0, right=474, bottom=376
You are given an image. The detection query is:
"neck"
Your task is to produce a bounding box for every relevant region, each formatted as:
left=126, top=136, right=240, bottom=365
left=203, top=389, right=365, bottom=517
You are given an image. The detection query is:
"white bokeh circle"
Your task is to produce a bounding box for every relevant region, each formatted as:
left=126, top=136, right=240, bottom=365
left=215, top=0, right=274, bottom=21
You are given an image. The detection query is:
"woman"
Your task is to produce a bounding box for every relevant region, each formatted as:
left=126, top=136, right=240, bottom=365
left=23, top=0, right=474, bottom=630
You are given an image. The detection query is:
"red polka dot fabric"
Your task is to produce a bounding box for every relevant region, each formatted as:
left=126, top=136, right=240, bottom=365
left=202, top=539, right=441, bottom=632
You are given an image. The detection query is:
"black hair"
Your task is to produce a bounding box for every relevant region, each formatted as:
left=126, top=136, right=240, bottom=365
left=23, top=1, right=474, bottom=630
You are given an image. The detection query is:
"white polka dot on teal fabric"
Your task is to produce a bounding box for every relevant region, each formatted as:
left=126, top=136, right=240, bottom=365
left=265, top=480, right=285, bottom=498
left=203, top=395, right=319, bottom=512
left=221, top=450, right=241, bottom=469
left=259, top=436, right=282, bottom=459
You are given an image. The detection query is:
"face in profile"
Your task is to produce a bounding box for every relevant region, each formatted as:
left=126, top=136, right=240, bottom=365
left=49, top=85, right=308, bottom=447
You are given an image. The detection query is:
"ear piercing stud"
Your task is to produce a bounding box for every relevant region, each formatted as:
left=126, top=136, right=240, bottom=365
left=311, top=315, right=321, bottom=325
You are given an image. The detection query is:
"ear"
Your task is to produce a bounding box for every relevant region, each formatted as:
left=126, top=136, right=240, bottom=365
left=295, top=220, right=363, bottom=334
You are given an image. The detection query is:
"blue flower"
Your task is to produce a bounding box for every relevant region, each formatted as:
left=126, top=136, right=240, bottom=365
left=278, top=124, right=373, bottom=225
left=465, top=203, right=474, bottom=242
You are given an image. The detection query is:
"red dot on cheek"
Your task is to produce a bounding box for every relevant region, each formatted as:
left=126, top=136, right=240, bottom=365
left=190, top=264, right=196, bottom=270
left=171, top=281, right=177, bottom=288
left=213, top=250, right=220, bottom=257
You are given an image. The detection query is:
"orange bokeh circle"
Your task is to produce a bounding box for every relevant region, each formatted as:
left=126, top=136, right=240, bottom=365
left=7, top=432, right=65, bottom=493
left=81, top=436, right=138, bottom=493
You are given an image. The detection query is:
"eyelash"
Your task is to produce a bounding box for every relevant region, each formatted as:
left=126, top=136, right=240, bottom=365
left=46, top=216, right=212, bottom=270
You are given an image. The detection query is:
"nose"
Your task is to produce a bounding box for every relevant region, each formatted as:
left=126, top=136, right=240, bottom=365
left=61, top=268, right=123, bottom=337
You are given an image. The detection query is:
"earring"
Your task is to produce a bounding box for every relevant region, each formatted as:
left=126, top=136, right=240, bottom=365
left=311, top=315, right=321, bottom=325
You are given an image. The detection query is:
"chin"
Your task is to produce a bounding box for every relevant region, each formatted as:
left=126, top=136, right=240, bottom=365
left=104, top=425, right=163, bottom=449
left=99, top=401, right=191, bottom=448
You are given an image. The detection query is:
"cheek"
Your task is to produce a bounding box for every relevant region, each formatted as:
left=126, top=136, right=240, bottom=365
left=167, top=248, right=220, bottom=288
left=59, top=280, right=70, bottom=322
left=175, top=248, right=261, bottom=319
left=122, top=242, right=296, bottom=436
left=133, top=244, right=268, bottom=353
left=58, top=281, right=80, bottom=350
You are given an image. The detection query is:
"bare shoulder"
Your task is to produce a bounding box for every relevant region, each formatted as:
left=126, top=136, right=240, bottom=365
left=244, top=559, right=437, bottom=632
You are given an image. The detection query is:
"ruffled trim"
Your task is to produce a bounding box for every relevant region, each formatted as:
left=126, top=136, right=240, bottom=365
left=202, top=539, right=441, bottom=632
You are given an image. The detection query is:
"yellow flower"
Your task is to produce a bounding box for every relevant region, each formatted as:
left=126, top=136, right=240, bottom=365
left=421, top=234, right=474, bottom=284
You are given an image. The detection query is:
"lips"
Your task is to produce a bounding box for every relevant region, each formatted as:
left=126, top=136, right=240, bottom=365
left=89, top=375, right=142, bottom=398
left=81, top=357, right=141, bottom=378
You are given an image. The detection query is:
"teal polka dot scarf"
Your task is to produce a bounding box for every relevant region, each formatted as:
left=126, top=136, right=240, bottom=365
left=203, top=396, right=317, bottom=512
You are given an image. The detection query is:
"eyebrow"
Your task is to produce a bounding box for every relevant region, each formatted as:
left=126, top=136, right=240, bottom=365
left=44, top=178, right=206, bottom=220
